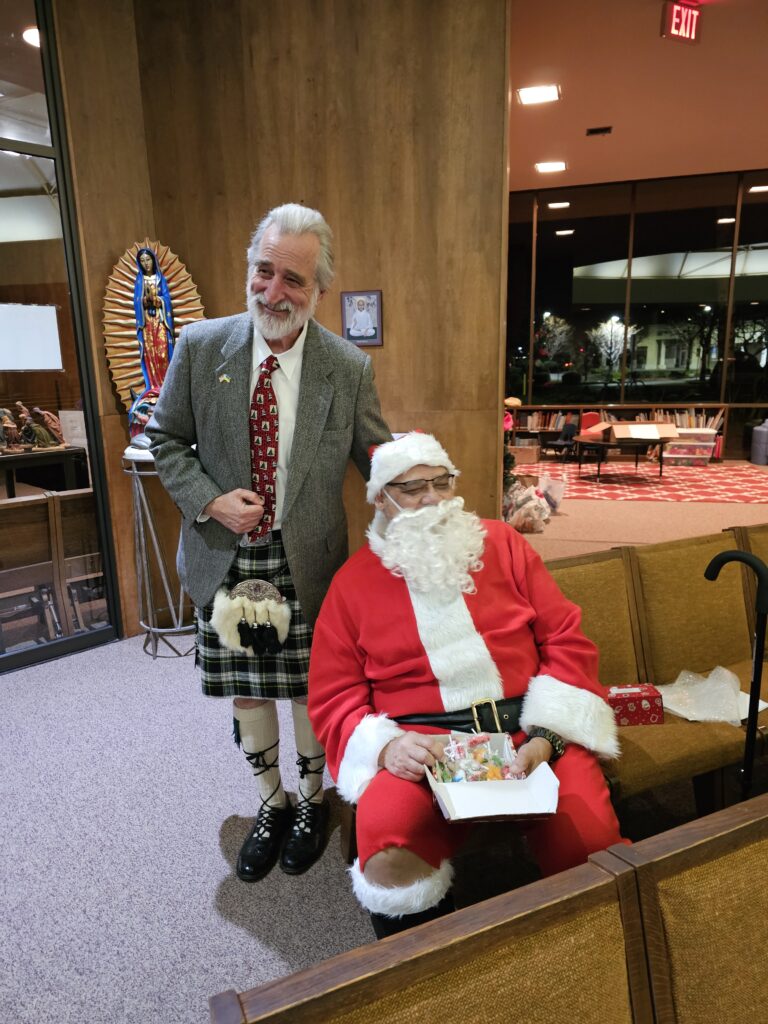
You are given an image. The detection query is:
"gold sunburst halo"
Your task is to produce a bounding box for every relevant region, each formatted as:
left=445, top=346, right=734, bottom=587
left=102, top=238, right=205, bottom=414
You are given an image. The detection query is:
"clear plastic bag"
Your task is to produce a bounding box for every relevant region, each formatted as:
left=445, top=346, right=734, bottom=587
left=537, top=473, right=566, bottom=512
left=656, top=665, right=742, bottom=727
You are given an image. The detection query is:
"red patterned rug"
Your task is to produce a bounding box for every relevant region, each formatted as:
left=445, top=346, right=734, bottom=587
left=516, top=462, right=768, bottom=503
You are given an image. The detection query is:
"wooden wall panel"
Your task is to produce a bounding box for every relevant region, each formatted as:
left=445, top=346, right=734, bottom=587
left=53, top=0, right=183, bottom=635
left=136, top=0, right=509, bottom=523
left=53, top=0, right=509, bottom=630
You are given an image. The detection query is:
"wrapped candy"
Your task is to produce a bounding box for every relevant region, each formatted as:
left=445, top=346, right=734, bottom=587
left=431, top=732, right=522, bottom=783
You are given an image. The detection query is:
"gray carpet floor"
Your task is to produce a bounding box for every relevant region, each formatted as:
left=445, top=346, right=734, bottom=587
left=5, top=480, right=768, bottom=1023
left=0, top=635, right=372, bottom=1024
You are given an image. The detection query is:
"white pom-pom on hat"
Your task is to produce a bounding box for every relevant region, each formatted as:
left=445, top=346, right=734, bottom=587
left=366, top=432, right=458, bottom=503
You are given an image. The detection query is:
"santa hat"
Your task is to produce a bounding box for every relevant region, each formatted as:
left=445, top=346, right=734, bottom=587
left=366, top=432, right=458, bottom=503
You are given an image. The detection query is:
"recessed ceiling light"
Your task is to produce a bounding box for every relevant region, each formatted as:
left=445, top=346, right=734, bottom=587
left=548, top=201, right=570, bottom=209
left=717, top=217, right=735, bottom=224
left=749, top=185, right=768, bottom=193
left=751, top=301, right=760, bottom=306
left=517, top=85, right=561, bottom=105
left=535, top=161, right=566, bottom=174
left=22, top=27, right=40, bottom=47
left=555, top=229, right=574, bottom=236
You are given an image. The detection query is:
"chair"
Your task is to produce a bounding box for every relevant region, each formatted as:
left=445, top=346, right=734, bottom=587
left=210, top=857, right=652, bottom=1024
left=592, top=792, right=768, bottom=1024
left=576, top=411, right=607, bottom=469
left=541, top=420, right=578, bottom=460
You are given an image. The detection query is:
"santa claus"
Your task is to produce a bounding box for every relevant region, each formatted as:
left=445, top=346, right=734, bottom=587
left=308, top=432, right=626, bottom=938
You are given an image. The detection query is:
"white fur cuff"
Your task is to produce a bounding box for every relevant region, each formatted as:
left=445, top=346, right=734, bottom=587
left=336, top=714, right=405, bottom=804
left=521, top=674, right=620, bottom=759
left=350, top=858, right=454, bottom=916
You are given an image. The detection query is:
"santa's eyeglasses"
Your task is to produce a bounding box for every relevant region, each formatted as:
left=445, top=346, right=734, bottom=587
left=385, top=472, right=456, bottom=498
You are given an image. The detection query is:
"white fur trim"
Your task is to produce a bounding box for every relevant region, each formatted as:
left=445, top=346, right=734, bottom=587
left=209, top=590, right=292, bottom=652
left=336, top=714, right=405, bottom=804
left=520, top=674, right=620, bottom=759
left=210, top=590, right=247, bottom=652
left=350, top=858, right=454, bottom=916
left=408, top=587, right=503, bottom=710
left=367, top=433, right=458, bottom=502
left=267, top=600, right=291, bottom=644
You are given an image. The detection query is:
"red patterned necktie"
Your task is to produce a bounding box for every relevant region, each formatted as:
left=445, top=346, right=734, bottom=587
left=248, top=354, right=279, bottom=541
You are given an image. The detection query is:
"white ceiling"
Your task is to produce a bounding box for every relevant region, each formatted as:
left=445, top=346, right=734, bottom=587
left=508, top=0, right=768, bottom=191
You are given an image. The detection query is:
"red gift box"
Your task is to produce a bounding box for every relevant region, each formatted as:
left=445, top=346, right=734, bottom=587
left=606, top=684, right=664, bottom=726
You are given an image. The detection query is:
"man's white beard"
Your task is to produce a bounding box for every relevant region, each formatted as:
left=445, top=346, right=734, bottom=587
left=371, top=497, right=486, bottom=594
left=247, top=286, right=319, bottom=340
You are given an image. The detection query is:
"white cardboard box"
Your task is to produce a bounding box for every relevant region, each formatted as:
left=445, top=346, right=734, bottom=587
left=425, top=734, right=560, bottom=822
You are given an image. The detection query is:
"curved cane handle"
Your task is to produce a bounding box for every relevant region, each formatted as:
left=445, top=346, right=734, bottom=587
left=704, top=550, right=768, bottom=614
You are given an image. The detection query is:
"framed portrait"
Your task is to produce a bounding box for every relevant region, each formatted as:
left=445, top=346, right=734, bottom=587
left=341, top=290, right=383, bottom=346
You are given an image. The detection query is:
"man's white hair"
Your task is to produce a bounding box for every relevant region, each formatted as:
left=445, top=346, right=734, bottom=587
left=246, top=203, right=334, bottom=291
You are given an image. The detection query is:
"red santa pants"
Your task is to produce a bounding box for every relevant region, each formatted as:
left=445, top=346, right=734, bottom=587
left=355, top=743, right=628, bottom=876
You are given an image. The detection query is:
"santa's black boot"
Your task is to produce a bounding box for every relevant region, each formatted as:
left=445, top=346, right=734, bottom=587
left=369, top=894, right=455, bottom=939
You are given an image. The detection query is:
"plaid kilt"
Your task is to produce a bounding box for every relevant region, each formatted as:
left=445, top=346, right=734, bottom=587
left=196, top=533, right=312, bottom=699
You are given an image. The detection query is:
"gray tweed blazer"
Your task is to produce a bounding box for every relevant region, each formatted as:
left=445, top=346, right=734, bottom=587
left=146, top=313, right=391, bottom=620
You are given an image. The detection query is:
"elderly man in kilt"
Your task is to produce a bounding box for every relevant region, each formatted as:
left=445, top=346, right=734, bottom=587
left=148, top=203, right=391, bottom=881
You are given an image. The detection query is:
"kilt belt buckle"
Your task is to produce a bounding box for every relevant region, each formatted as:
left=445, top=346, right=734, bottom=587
left=471, top=698, right=502, bottom=733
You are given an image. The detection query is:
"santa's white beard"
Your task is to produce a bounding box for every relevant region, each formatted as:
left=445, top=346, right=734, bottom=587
left=247, top=287, right=319, bottom=340
left=370, top=497, right=486, bottom=594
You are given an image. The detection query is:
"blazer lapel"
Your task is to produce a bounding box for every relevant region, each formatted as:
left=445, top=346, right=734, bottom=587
left=216, top=314, right=253, bottom=487
left=282, top=321, right=333, bottom=521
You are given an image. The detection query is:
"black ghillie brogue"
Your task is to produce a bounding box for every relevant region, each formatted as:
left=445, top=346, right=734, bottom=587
left=236, top=803, right=292, bottom=882
left=279, top=800, right=329, bottom=875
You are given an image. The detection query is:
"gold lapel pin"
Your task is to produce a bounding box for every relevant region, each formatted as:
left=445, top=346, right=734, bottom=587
left=218, top=373, right=232, bottom=384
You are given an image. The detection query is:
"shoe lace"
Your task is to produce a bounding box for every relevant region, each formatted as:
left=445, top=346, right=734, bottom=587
left=252, top=803, right=284, bottom=840
left=291, top=752, right=325, bottom=833
left=243, top=739, right=283, bottom=810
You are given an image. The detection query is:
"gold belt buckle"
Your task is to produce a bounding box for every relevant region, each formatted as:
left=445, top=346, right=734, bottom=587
left=471, top=698, right=501, bottom=733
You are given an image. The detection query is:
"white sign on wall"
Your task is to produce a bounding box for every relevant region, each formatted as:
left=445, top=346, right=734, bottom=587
left=0, top=303, right=63, bottom=371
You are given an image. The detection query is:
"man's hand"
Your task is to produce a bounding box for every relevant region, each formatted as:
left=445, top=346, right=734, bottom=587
left=379, top=733, right=447, bottom=783
left=509, top=737, right=553, bottom=779
left=204, top=489, right=265, bottom=534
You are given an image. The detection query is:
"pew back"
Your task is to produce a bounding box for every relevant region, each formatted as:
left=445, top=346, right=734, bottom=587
left=210, top=860, right=651, bottom=1024
left=593, top=792, right=768, bottom=1024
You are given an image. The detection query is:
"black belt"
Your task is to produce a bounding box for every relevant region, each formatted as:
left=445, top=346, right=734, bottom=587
left=394, top=697, right=523, bottom=734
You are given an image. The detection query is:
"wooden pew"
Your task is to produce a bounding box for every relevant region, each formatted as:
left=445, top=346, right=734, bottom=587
left=592, top=791, right=768, bottom=1023
left=210, top=857, right=652, bottom=1024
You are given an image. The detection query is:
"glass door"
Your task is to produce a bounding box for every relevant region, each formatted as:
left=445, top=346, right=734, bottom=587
left=0, top=0, right=118, bottom=667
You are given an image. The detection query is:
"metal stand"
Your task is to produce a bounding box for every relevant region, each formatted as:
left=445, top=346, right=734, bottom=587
left=123, top=448, right=195, bottom=659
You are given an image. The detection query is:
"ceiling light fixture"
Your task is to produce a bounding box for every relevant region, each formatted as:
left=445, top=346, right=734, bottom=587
left=517, top=84, right=560, bottom=105
left=548, top=201, right=570, bottom=209
left=535, top=161, right=566, bottom=174
left=749, top=185, right=768, bottom=193
left=555, top=229, right=574, bottom=236
left=22, top=27, right=40, bottom=47
left=717, top=217, right=735, bottom=224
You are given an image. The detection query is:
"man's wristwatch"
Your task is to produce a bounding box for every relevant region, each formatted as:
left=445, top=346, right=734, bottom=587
left=525, top=726, right=565, bottom=762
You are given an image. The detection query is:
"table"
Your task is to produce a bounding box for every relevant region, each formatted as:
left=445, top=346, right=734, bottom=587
left=0, top=446, right=89, bottom=498
left=575, top=435, right=671, bottom=481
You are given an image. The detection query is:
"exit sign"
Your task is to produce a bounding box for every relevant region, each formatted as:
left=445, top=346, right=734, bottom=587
left=661, top=2, right=702, bottom=44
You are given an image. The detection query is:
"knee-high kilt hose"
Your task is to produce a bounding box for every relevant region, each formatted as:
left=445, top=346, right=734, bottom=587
left=196, top=534, right=312, bottom=700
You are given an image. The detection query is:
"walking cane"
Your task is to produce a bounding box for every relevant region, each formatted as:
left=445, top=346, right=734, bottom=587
left=704, top=550, right=768, bottom=800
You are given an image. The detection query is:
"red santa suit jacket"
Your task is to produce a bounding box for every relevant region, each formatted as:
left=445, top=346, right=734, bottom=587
left=308, top=519, right=619, bottom=804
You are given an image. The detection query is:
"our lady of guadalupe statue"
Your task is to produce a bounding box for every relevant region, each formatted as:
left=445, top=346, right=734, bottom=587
left=102, top=240, right=205, bottom=436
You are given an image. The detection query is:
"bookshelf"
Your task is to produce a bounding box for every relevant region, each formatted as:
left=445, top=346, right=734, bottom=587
left=509, top=405, right=727, bottom=461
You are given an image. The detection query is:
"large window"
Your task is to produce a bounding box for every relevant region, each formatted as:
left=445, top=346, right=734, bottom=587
left=0, top=1, right=116, bottom=667
left=508, top=170, right=768, bottom=454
